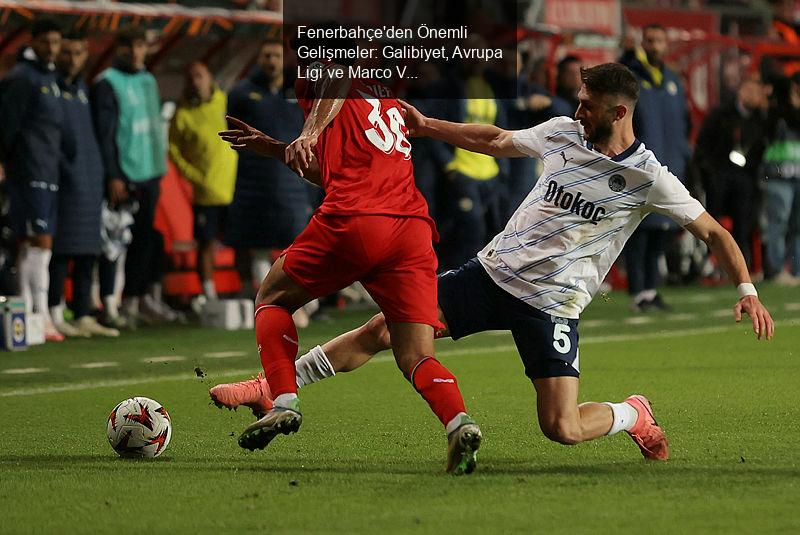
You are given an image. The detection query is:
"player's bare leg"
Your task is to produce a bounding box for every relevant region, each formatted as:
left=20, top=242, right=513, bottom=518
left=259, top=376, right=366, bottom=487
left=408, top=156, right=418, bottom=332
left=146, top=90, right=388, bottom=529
left=533, top=377, right=669, bottom=460
left=237, top=255, right=313, bottom=451
left=211, top=313, right=393, bottom=412
left=388, top=321, right=481, bottom=475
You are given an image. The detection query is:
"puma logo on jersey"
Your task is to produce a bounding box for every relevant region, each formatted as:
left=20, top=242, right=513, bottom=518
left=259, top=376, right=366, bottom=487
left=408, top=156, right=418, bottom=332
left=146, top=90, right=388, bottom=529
left=560, top=151, right=574, bottom=167
left=543, top=180, right=606, bottom=225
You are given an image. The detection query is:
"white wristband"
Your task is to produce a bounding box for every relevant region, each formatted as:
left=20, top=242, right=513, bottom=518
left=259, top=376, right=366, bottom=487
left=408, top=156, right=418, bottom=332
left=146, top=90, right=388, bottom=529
left=737, top=283, right=757, bottom=298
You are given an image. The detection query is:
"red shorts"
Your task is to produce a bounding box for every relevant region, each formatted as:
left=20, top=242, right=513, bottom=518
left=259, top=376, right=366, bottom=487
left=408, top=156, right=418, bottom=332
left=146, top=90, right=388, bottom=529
left=282, top=214, right=441, bottom=328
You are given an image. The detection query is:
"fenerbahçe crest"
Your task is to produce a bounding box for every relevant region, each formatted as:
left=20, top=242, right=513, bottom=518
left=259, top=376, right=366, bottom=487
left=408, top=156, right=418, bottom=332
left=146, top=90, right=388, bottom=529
left=543, top=180, right=607, bottom=225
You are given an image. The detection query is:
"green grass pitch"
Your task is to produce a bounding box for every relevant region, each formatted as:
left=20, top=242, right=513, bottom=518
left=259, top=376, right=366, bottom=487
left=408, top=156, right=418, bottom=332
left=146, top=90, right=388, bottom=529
left=1, top=285, right=798, bottom=533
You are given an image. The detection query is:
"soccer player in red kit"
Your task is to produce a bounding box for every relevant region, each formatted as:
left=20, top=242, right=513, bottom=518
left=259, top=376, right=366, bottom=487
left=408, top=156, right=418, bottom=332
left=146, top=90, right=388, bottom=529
left=214, top=32, right=481, bottom=474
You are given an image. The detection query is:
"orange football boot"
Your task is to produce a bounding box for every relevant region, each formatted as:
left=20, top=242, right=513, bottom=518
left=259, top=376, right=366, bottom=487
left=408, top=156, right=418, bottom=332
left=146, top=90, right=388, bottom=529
left=624, top=395, right=669, bottom=461
left=209, top=373, right=273, bottom=417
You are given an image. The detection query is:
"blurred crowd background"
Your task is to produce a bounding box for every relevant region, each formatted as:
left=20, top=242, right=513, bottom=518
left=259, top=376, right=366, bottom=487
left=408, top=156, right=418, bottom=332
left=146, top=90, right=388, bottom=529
left=1, top=0, right=799, bottom=343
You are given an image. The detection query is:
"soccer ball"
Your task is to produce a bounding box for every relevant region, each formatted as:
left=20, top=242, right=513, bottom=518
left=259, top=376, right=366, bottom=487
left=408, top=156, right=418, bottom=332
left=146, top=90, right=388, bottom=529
left=107, top=397, right=172, bottom=458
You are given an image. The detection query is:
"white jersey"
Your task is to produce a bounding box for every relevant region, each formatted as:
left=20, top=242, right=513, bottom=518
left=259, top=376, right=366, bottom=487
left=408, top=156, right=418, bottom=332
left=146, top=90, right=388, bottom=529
left=477, top=117, right=704, bottom=319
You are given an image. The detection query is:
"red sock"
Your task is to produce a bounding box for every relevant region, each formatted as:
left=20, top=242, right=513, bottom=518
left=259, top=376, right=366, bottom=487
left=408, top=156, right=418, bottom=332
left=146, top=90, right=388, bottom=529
left=410, top=357, right=467, bottom=427
left=255, top=305, right=299, bottom=398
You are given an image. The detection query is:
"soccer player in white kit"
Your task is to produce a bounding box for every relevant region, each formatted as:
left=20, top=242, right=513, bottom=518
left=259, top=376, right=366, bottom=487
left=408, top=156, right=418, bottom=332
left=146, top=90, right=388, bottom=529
left=211, top=63, right=774, bottom=461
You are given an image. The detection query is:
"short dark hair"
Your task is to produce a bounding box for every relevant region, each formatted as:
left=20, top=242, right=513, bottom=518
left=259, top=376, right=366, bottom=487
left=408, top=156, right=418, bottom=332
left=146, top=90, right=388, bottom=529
left=117, top=26, right=147, bottom=47
left=643, top=23, right=667, bottom=34
left=557, top=54, right=581, bottom=72
left=30, top=18, right=61, bottom=38
left=62, top=30, right=87, bottom=42
left=580, top=63, right=640, bottom=104
left=262, top=36, right=283, bottom=47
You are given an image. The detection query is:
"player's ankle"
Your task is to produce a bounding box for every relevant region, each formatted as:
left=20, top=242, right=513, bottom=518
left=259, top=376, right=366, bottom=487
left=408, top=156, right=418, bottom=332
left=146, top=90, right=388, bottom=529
left=604, top=401, right=639, bottom=435
left=273, top=393, right=300, bottom=411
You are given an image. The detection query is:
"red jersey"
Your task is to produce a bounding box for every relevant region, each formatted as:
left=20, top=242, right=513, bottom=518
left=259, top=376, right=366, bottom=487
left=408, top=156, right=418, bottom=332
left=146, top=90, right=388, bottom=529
left=295, top=71, right=436, bottom=237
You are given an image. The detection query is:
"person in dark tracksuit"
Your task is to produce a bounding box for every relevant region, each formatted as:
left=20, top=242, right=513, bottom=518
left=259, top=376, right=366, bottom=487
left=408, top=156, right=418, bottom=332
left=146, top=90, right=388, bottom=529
left=428, top=38, right=507, bottom=272
left=693, top=78, right=768, bottom=271
left=225, top=39, right=309, bottom=295
left=490, top=49, right=574, bottom=223
left=49, top=32, right=119, bottom=338
left=0, top=18, right=66, bottom=341
left=621, top=24, right=692, bottom=312
left=91, top=26, right=172, bottom=327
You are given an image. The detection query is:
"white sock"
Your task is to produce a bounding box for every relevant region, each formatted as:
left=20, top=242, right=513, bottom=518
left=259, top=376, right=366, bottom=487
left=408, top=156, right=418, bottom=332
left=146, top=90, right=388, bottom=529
left=28, top=247, right=53, bottom=322
left=633, top=289, right=657, bottom=304
left=295, top=345, right=336, bottom=388
left=50, top=304, right=64, bottom=324
left=103, top=295, right=119, bottom=317
left=17, top=244, right=33, bottom=313
left=202, top=279, right=217, bottom=299
left=150, top=282, right=163, bottom=302
left=604, top=401, right=639, bottom=435
left=273, top=393, right=298, bottom=410
left=122, top=296, right=139, bottom=316
left=445, top=412, right=469, bottom=435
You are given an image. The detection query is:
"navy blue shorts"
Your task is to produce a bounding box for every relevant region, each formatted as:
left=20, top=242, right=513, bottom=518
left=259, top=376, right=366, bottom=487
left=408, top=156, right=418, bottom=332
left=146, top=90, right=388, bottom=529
left=438, top=258, right=580, bottom=380
left=193, top=205, right=227, bottom=242
left=7, top=180, right=59, bottom=237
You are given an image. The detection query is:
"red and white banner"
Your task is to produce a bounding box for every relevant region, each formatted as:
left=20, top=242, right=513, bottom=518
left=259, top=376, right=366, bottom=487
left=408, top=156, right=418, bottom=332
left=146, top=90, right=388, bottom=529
left=544, top=0, right=621, bottom=36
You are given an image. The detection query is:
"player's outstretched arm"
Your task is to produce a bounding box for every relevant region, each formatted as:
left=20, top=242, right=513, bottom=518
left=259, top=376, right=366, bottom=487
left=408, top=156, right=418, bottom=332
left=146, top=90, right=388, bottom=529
left=219, top=116, right=322, bottom=187
left=399, top=99, right=526, bottom=158
left=685, top=212, right=774, bottom=340
left=286, top=75, right=351, bottom=177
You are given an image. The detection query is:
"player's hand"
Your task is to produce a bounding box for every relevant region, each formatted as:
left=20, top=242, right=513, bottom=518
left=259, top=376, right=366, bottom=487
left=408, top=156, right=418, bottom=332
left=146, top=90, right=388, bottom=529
left=734, top=295, right=774, bottom=340
left=527, top=94, right=552, bottom=111
left=219, top=116, right=269, bottom=154
left=107, top=178, right=128, bottom=205
left=285, top=134, right=317, bottom=178
left=397, top=99, right=427, bottom=137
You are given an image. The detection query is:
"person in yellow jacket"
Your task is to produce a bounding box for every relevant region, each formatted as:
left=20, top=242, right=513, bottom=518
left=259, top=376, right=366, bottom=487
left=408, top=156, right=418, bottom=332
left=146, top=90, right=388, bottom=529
left=169, top=62, right=237, bottom=299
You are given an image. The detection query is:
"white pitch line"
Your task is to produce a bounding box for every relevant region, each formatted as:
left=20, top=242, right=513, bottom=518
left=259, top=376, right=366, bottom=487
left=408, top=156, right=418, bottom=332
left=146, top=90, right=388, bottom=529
left=0, top=369, right=257, bottom=397
left=143, top=356, right=187, bottom=363
left=624, top=316, right=654, bottom=325
left=786, top=303, right=800, bottom=311
left=666, top=313, right=698, bottom=321
left=2, top=367, right=49, bottom=375
left=667, top=294, right=717, bottom=304
left=712, top=309, right=732, bottom=318
left=2, top=318, right=798, bottom=398
left=72, top=362, right=119, bottom=369
left=203, top=351, right=247, bottom=359
left=582, top=319, right=611, bottom=328
left=487, top=330, right=512, bottom=337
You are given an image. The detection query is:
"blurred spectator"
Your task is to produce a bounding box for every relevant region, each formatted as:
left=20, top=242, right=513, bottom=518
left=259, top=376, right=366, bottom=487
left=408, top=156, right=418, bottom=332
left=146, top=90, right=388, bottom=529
left=431, top=34, right=507, bottom=271
left=490, top=50, right=571, bottom=220
left=49, top=31, right=118, bottom=338
left=621, top=24, right=691, bottom=311
left=92, top=26, right=173, bottom=327
left=169, top=62, right=237, bottom=300
left=406, top=62, right=444, bottom=220
left=555, top=55, right=583, bottom=115
left=761, top=74, right=800, bottom=284
left=225, top=39, right=309, bottom=295
left=693, top=77, right=769, bottom=268
left=0, top=18, right=66, bottom=341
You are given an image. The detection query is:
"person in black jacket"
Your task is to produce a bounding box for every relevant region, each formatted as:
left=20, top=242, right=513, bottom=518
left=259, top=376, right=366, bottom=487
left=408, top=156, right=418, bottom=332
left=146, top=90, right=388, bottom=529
left=693, top=77, right=769, bottom=268
left=48, top=31, right=119, bottom=338
left=555, top=55, right=583, bottom=116
left=225, top=39, right=309, bottom=296
left=0, top=18, right=66, bottom=341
